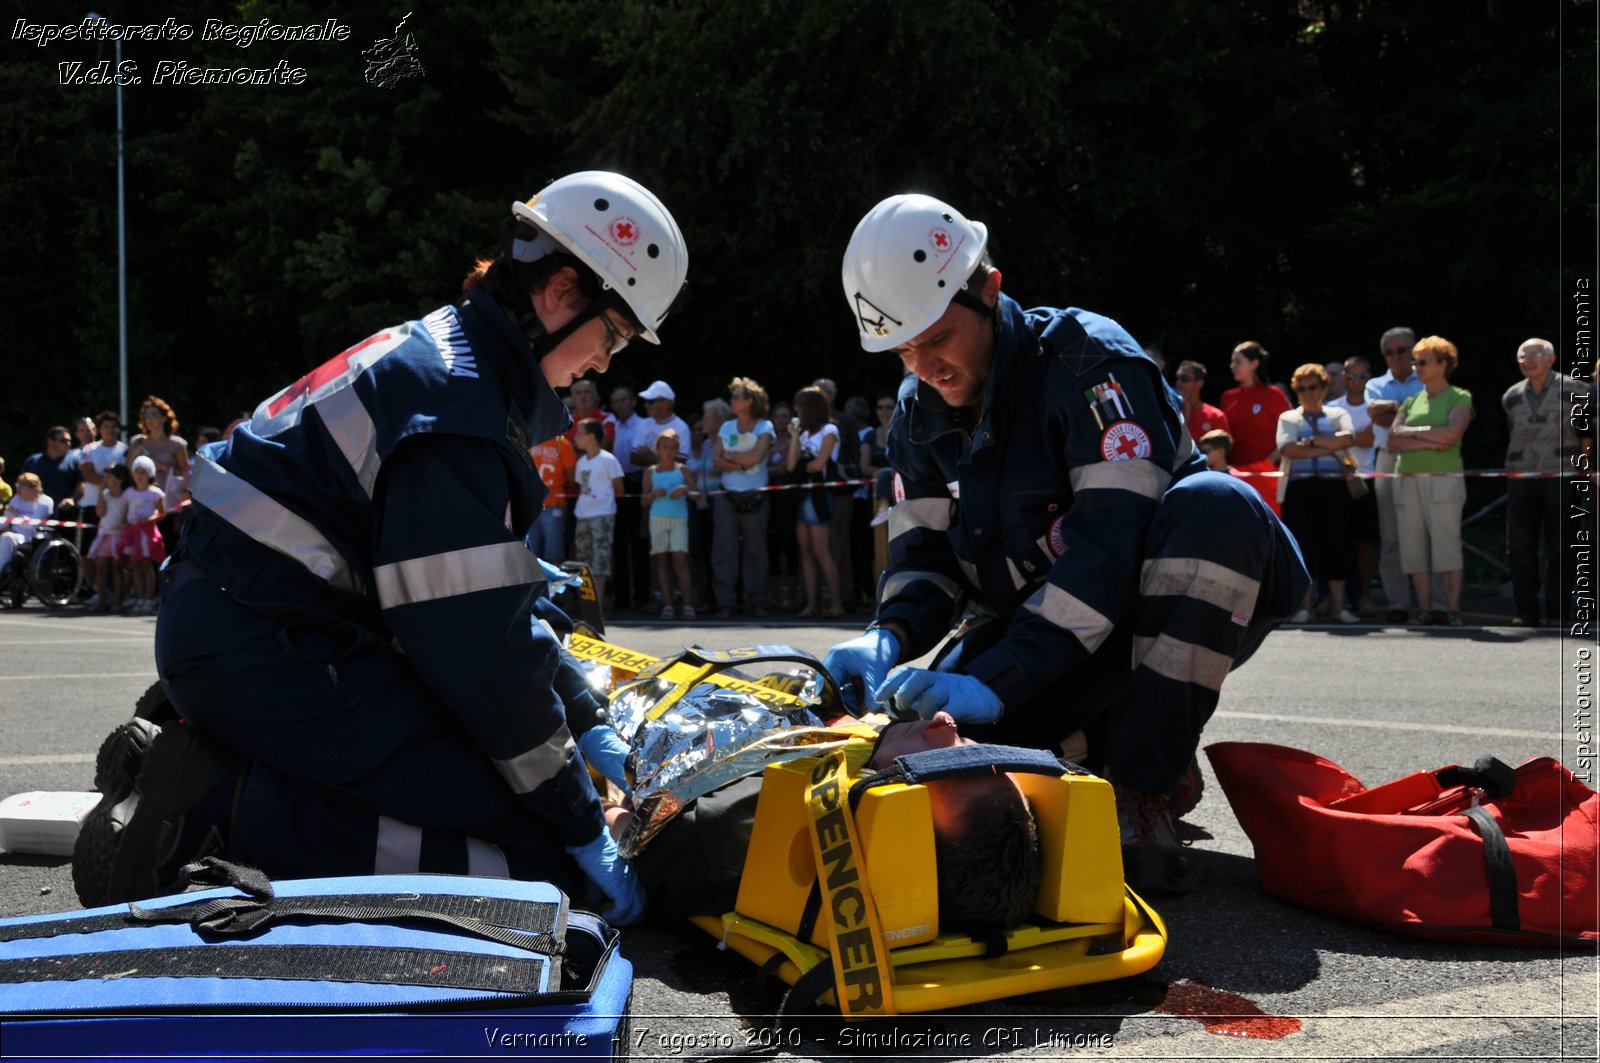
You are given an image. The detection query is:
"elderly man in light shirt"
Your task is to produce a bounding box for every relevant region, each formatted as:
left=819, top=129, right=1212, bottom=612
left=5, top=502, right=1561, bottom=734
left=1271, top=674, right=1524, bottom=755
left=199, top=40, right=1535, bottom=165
left=1503, top=338, right=1593, bottom=626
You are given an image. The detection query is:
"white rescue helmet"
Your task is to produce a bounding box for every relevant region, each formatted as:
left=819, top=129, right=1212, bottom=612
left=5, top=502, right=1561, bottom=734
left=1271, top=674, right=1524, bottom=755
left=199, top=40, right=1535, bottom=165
left=511, top=171, right=688, bottom=344
left=841, top=193, right=989, bottom=353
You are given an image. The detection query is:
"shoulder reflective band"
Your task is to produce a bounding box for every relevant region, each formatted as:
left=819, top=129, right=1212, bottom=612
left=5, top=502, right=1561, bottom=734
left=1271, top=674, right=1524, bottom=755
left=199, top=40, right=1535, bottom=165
left=805, top=749, right=894, bottom=1018
left=188, top=454, right=362, bottom=594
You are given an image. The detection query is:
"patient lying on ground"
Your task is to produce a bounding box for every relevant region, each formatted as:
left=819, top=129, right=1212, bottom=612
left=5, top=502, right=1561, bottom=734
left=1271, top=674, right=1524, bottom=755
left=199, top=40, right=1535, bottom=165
left=607, top=710, right=1043, bottom=932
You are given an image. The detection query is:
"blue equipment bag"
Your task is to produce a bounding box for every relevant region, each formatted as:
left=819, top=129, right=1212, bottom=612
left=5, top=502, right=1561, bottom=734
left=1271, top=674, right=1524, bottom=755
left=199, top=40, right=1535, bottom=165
left=0, top=859, right=631, bottom=1058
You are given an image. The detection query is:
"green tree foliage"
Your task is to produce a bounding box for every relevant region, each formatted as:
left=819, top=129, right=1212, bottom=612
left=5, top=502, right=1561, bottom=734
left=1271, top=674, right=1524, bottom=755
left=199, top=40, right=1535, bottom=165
left=0, top=0, right=1578, bottom=480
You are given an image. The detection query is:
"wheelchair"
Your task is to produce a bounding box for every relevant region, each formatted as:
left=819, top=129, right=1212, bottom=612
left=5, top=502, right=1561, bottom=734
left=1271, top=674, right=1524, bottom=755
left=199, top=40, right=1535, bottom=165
left=0, top=529, right=86, bottom=609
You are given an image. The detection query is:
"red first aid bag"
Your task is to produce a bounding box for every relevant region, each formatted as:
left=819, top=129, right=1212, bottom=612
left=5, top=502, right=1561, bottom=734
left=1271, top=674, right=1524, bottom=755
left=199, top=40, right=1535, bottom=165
left=1206, top=742, right=1599, bottom=946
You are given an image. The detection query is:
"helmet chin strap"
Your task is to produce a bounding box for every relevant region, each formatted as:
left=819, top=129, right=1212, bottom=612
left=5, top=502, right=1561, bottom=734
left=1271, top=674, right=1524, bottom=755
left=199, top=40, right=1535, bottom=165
left=530, top=299, right=602, bottom=359
left=949, top=288, right=991, bottom=317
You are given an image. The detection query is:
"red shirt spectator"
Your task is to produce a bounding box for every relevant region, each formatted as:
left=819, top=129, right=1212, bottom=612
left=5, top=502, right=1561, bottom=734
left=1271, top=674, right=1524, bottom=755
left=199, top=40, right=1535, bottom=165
left=1219, top=341, right=1291, bottom=466
left=563, top=379, right=615, bottom=452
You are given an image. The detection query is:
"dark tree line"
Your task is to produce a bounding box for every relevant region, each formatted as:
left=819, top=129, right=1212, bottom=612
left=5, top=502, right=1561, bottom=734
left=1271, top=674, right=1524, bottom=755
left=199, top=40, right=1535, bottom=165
left=1, top=0, right=1591, bottom=475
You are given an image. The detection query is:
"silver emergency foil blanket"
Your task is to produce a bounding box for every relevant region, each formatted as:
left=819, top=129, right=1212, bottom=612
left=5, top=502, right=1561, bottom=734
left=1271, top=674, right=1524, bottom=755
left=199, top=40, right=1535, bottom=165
left=604, top=671, right=861, bottom=858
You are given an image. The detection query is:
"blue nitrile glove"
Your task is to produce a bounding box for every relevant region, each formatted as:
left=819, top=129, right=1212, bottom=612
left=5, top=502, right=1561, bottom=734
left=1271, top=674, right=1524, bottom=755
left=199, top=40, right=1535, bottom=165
left=873, top=667, right=1003, bottom=725
left=577, top=726, right=632, bottom=791
left=537, top=557, right=582, bottom=593
left=565, top=829, right=646, bottom=926
left=821, top=628, right=900, bottom=711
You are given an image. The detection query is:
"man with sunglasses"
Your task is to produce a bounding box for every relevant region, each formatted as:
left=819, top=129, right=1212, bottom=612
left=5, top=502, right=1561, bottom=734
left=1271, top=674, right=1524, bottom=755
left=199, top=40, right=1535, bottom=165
left=20, top=426, right=83, bottom=520
left=1365, top=327, right=1431, bottom=622
left=1172, top=359, right=1232, bottom=444
left=76, top=173, right=688, bottom=924
left=1328, top=357, right=1379, bottom=613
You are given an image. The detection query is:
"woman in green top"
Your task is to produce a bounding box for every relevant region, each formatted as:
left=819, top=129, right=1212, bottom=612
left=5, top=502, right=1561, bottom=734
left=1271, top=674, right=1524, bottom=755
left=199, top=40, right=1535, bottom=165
left=1386, top=336, right=1474, bottom=625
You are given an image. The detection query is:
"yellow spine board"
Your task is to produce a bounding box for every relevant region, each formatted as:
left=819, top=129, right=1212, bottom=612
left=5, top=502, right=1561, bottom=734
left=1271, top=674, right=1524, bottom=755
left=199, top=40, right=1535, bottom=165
left=698, top=900, right=1166, bottom=1015
left=715, top=748, right=1168, bottom=1015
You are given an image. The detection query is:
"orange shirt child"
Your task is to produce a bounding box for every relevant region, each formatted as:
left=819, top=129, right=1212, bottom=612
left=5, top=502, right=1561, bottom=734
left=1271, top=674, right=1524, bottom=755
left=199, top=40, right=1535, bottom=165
left=530, top=435, right=578, bottom=509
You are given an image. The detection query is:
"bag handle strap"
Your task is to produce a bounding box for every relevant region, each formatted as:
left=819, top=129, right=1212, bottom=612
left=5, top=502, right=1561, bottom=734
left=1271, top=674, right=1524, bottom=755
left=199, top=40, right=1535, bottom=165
left=1436, top=756, right=1517, bottom=798
left=126, top=858, right=565, bottom=957
left=1463, top=806, right=1522, bottom=932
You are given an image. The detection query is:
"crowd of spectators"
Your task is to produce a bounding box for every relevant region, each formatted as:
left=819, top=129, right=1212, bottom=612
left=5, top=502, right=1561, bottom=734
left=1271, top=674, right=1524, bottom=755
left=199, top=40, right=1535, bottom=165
left=543, top=375, right=893, bottom=620
left=1181, top=328, right=1591, bottom=628
left=0, top=327, right=1589, bottom=626
left=0, top=396, right=219, bottom=613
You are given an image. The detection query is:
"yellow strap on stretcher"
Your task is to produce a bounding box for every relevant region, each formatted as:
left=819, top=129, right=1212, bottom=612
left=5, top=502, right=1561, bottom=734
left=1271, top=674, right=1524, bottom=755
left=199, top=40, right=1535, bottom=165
left=565, top=634, right=805, bottom=709
left=804, top=749, right=895, bottom=1018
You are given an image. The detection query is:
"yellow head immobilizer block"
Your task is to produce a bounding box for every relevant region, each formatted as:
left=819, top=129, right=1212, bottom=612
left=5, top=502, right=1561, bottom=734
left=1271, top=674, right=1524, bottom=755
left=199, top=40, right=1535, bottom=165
left=736, top=752, right=1128, bottom=948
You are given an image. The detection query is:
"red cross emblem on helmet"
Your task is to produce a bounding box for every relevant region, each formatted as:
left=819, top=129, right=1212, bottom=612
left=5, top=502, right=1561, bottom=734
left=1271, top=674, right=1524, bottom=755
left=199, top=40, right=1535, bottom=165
left=929, top=228, right=951, bottom=251
left=610, top=217, right=639, bottom=246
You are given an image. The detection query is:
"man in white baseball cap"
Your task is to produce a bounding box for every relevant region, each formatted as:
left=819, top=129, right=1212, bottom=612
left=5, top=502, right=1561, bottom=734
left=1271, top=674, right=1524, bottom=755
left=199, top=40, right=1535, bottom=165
left=628, top=381, right=690, bottom=470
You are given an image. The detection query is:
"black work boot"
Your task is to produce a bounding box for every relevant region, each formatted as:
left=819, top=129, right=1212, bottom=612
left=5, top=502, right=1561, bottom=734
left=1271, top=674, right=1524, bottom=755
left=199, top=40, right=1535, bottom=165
left=73, top=718, right=161, bottom=906
left=73, top=722, right=242, bottom=907
left=1114, top=784, right=1190, bottom=896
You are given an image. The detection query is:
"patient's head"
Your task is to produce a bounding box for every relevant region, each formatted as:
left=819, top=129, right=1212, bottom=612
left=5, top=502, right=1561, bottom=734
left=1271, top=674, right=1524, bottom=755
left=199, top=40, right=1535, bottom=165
left=869, top=712, right=1043, bottom=932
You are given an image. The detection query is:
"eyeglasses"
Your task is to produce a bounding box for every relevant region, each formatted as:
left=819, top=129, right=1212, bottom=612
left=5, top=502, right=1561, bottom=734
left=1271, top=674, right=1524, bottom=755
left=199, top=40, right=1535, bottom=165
left=1293, top=384, right=1323, bottom=393
left=1515, top=351, right=1544, bottom=361
left=1346, top=372, right=1370, bottom=380
left=598, top=313, right=632, bottom=356
left=1383, top=346, right=1413, bottom=357
left=50, top=435, right=71, bottom=444
left=730, top=391, right=749, bottom=401
left=1411, top=357, right=1436, bottom=367
left=141, top=410, right=162, bottom=419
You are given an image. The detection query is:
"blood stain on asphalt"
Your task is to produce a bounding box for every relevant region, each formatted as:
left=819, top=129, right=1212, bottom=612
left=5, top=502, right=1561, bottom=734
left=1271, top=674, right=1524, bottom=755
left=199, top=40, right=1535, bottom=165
left=1155, top=980, right=1303, bottom=1038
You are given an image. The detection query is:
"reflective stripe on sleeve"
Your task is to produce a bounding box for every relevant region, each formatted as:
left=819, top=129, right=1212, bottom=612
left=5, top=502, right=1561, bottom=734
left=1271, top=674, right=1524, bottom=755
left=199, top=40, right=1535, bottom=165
left=374, top=541, right=543, bottom=610
left=1023, top=582, right=1113, bottom=653
left=494, top=726, right=577, bottom=795
left=189, top=453, right=363, bottom=594
left=1134, top=633, right=1233, bottom=692
left=316, top=383, right=382, bottom=498
left=375, top=815, right=422, bottom=874
left=1140, top=556, right=1261, bottom=617
left=1068, top=460, right=1170, bottom=499
left=1172, top=431, right=1196, bottom=470
left=879, top=568, right=962, bottom=604
left=888, top=497, right=954, bottom=541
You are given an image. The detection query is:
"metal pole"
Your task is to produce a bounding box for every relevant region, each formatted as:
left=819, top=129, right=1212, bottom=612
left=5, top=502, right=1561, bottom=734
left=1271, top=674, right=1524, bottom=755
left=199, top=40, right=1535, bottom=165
left=87, top=13, right=127, bottom=429
left=115, top=34, right=127, bottom=431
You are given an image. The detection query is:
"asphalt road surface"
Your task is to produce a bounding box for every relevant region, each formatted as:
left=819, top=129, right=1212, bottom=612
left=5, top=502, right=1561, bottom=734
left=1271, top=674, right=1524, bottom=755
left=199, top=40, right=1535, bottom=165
left=1, top=605, right=1595, bottom=1061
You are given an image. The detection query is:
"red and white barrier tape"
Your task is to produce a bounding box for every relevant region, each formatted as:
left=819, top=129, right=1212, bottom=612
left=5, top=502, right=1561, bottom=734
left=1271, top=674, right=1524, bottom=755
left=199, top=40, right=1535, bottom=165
left=1, top=497, right=193, bottom=530
left=614, top=478, right=873, bottom=500
left=1234, top=468, right=1593, bottom=480
left=9, top=469, right=1587, bottom=528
